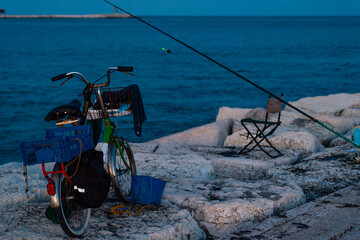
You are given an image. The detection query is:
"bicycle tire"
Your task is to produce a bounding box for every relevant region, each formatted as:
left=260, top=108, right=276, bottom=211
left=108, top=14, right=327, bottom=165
left=53, top=163, right=91, bottom=238
left=108, top=137, right=136, bottom=202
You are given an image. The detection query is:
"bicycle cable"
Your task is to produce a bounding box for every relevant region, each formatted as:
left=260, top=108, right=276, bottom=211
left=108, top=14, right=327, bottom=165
left=93, top=73, right=107, bottom=84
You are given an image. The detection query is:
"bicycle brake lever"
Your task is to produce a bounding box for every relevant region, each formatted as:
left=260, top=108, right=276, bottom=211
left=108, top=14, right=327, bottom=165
left=60, top=75, right=73, bottom=86
left=122, top=71, right=135, bottom=76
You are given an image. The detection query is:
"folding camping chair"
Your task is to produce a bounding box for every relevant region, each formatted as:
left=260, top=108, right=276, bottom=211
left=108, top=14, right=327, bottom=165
left=239, top=93, right=284, bottom=158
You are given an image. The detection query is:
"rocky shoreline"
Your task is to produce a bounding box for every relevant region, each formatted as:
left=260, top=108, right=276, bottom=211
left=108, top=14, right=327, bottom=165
left=1, top=92, right=360, bottom=239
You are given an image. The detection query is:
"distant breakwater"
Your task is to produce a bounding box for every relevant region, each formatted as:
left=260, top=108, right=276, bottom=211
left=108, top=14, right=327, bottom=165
left=0, top=13, right=132, bottom=19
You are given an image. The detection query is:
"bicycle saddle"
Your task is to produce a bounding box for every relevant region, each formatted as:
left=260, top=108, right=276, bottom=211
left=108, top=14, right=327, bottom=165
left=45, top=99, right=82, bottom=121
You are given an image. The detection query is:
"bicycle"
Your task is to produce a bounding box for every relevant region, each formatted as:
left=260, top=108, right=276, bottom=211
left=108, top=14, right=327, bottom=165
left=45, top=66, right=140, bottom=237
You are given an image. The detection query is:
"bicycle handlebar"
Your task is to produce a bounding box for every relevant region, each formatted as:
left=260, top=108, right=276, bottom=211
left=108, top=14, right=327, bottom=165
left=52, top=66, right=133, bottom=88
left=117, top=66, right=133, bottom=72
left=51, top=73, right=67, bottom=81
left=105, top=66, right=134, bottom=87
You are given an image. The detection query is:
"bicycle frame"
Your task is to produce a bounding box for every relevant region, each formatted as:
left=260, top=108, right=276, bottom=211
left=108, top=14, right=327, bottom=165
left=50, top=70, right=131, bottom=208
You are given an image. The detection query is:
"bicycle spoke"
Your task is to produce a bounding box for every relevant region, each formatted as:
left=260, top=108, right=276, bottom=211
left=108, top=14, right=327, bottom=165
left=108, top=138, right=136, bottom=202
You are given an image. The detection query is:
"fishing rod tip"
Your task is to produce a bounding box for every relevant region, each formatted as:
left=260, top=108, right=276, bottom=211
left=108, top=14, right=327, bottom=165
left=162, top=48, right=171, bottom=54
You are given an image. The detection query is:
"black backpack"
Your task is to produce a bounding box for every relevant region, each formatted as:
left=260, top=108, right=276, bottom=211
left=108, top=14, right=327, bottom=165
left=71, top=149, right=111, bottom=208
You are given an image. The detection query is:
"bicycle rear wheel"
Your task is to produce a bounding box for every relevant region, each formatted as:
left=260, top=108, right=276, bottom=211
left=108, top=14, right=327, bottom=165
left=108, top=137, right=136, bottom=202
left=53, top=163, right=91, bottom=238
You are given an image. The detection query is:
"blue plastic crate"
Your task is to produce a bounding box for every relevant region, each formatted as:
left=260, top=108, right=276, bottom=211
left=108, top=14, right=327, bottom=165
left=45, top=125, right=94, bottom=156
left=20, top=137, right=72, bottom=166
left=130, top=175, right=166, bottom=207
left=20, top=125, right=94, bottom=166
left=45, top=125, right=93, bottom=140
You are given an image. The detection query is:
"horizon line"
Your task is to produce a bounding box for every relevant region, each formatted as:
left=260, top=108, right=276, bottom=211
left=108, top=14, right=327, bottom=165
left=1, top=14, right=359, bottom=18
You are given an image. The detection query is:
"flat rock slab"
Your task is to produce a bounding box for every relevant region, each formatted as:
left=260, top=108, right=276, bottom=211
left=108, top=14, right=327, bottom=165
left=225, top=129, right=324, bottom=155
left=132, top=143, right=215, bottom=181
left=189, top=146, right=300, bottom=180
left=233, top=184, right=360, bottom=240
left=216, top=107, right=251, bottom=122
left=149, top=119, right=233, bottom=147
left=284, top=93, right=360, bottom=116
left=289, top=115, right=355, bottom=145
left=0, top=193, right=206, bottom=240
left=0, top=162, right=50, bottom=208
left=267, top=146, right=360, bottom=201
left=163, top=178, right=305, bottom=238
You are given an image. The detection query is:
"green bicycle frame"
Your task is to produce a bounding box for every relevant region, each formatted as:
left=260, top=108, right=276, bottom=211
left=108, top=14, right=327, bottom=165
left=81, top=83, right=130, bottom=169
left=103, top=118, right=130, bottom=169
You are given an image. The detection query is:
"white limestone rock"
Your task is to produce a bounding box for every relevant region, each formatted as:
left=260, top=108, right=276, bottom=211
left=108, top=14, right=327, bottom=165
left=267, top=146, right=360, bottom=201
left=163, top=178, right=305, bottom=238
left=289, top=115, right=355, bottom=145
left=328, top=129, right=354, bottom=147
left=284, top=93, right=360, bottom=116
left=210, top=150, right=300, bottom=180
left=216, top=107, right=251, bottom=121
left=150, top=119, right=233, bottom=147
left=0, top=198, right=207, bottom=240
left=231, top=119, right=245, bottom=133
left=231, top=184, right=360, bottom=240
left=223, top=128, right=255, bottom=147
left=224, top=129, right=322, bottom=155
left=181, top=145, right=300, bottom=180
left=341, top=107, right=360, bottom=123
left=280, top=110, right=305, bottom=126
left=0, top=162, right=50, bottom=208
left=134, top=150, right=214, bottom=181
left=270, top=131, right=324, bottom=154
left=244, top=107, right=267, bottom=121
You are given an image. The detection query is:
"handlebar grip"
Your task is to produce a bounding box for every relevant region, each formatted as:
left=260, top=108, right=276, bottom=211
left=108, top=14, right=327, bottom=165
left=117, top=66, right=133, bottom=72
left=51, top=73, right=67, bottom=81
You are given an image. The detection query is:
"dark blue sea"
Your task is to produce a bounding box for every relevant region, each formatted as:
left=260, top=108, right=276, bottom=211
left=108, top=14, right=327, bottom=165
left=1, top=16, right=360, bottom=165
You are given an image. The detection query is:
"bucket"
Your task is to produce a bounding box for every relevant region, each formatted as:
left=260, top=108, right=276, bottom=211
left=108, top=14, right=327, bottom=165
left=354, top=128, right=360, bottom=144
left=130, top=175, right=166, bottom=207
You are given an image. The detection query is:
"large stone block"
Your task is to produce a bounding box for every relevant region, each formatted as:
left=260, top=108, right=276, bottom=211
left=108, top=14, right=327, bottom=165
left=134, top=150, right=214, bottom=181
left=150, top=119, right=233, bottom=147
left=224, top=128, right=256, bottom=147
left=284, top=93, right=360, bottom=116
left=328, top=129, right=354, bottom=147
left=210, top=151, right=299, bottom=180
left=267, top=146, right=360, bottom=201
left=224, top=128, right=322, bottom=155
left=270, top=131, right=324, bottom=154
left=216, top=107, right=251, bottom=121
left=289, top=115, right=355, bottom=145
left=0, top=198, right=207, bottom=240
left=164, top=178, right=305, bottom=238
left=232, top=184, right=360, bottom=240
left=0, top=162, right=50, bottom=208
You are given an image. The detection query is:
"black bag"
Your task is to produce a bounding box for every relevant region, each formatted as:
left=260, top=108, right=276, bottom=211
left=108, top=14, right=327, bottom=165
left=71, top=149, right=111, bottom=208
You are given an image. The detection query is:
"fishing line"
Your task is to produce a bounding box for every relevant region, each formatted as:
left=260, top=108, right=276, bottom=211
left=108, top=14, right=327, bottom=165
left=102, top=0, right=360, bottom=148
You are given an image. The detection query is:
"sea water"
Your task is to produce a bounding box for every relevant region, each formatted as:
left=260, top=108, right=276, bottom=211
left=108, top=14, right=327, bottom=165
left=1, top=16, right=359, bottom=165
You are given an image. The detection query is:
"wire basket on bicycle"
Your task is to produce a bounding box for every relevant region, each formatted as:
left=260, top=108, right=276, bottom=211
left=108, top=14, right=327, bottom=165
left=86, top=84, right=146, bottom=137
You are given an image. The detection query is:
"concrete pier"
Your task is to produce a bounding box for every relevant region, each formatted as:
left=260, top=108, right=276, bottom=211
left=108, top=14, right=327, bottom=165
left=0, top=13, right=131, bottom=19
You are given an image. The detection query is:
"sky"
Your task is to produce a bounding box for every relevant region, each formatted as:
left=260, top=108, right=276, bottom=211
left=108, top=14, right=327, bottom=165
left=0, top=0, right=359, bottom=16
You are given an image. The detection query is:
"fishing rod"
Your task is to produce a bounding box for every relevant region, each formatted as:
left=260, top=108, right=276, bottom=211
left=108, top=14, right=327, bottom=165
left=102, top=0, right=360, bottom=149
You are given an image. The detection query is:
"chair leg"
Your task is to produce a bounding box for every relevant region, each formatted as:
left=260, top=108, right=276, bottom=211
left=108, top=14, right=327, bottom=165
left=261, top=123, right=283, bottom=158
left=239, top=122, right=283, bottom=158
left=239, top=122, right=260, bottom=154
left=262, top=136, right=283, bottom=158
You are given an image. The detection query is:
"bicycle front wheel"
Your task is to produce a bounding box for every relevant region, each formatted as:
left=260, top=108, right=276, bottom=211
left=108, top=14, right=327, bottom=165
left=108, top=137, right=136, bottom=202
left=53, top=163, right=91, bottom=238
